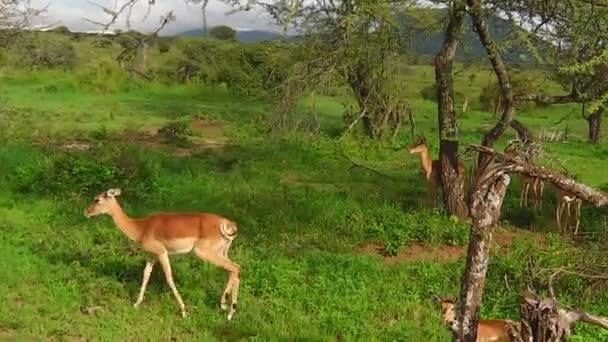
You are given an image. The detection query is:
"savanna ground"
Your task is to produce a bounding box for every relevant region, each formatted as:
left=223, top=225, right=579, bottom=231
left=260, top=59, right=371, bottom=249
left=1, top=57, right=608, bottom=340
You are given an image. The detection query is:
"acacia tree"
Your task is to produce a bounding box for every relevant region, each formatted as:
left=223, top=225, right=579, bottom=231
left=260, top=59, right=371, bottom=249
left=223, top=0, right=418, bottom=140
left=433, top=0, right=608, bottom=339
left=505, top=0, right=608, bottom=144
left=0, top=0, right=46, bottom=47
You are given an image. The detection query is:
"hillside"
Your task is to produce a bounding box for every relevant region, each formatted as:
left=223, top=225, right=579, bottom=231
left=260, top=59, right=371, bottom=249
left=177, top=28, right=282, bottom=42
left=176, top=14, right=550, bottom=64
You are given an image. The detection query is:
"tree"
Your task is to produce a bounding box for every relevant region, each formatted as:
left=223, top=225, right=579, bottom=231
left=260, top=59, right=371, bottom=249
left=214, top=0, right=418, bottom=140
left=432, top=0, right=608, bottom=339
left=434, top=0, right=469, bottom=219
left=209, top=25, right=236, bottom=40
left=503, top=0, right=608, bottom=144
left=0, top=0, right=45, bottom=47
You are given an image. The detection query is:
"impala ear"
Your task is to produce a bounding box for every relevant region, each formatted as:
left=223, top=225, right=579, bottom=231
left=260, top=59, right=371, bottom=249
left=107, top=188, right=122, bottom=197
left=431, top=293, right=442, bottom=304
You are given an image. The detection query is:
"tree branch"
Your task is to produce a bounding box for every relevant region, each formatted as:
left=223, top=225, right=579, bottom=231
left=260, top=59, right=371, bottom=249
left=467, top=144, right=608, bottom=207
left=514, top=92, right=584, bottom=105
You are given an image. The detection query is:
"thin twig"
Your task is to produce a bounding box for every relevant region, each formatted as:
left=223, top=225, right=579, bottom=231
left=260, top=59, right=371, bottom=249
left=339, top=154, right=396, bottom=180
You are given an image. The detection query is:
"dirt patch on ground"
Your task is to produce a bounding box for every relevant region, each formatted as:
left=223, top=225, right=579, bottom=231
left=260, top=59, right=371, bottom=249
left=356, top=228, right=546, bottom=265
left=357, top=243, right=465, bottom=265
left=37, top=118, right=231, bottom=158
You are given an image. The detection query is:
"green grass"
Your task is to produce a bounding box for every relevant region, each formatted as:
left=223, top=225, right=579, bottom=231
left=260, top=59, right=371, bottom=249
left=1, top=65, right=608, bottom=341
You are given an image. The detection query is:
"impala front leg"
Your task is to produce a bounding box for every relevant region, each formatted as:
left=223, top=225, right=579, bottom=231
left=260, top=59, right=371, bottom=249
left=157, top=252, right=187, bottom=318
left=134, top=258, right=155, bottom=308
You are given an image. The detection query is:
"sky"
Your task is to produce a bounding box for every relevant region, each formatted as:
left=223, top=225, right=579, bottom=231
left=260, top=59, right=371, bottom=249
left=29, top=0, right=282, bottom=35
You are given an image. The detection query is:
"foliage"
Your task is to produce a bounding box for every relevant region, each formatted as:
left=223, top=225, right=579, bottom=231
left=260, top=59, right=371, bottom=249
left=16, top=33, right=76, bottom=70
left=209, top=25, right=236, bottom=40
left=1, top=61, right=608, bottom=339
left=11, top=146, right=160, bottom=200
left=479, top=71, right=547, bottom=112
left=74, top=57, right=135, bottom=93
left=156, top=120, right=194, bottom=147
left=150, top=38, right=290, bottom=96
left=248, top=0, right=417, bottom=139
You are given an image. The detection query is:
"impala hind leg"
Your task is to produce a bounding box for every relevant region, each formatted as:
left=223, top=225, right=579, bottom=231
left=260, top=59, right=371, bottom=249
left=133, top=258, right=155, bottom=308
left=194, top=246, right=240, bottom=320
left=573, top=201, right=582, bottom=235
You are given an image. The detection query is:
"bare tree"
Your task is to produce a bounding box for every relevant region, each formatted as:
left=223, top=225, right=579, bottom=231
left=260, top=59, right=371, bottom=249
left=0, top=0, right=49, bottom=46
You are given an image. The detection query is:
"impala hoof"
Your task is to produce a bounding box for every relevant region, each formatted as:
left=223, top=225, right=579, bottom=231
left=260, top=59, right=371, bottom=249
left=181, top=310, right=187, bottom=318
left=220, top=303, right=229, bottom=311
left=133, top=302, right=141, bottom=309
left=227, top=312, right=234, bottom=321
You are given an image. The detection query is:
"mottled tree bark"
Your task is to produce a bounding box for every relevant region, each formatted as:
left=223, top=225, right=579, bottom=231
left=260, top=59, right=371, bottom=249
left=455, top=170, right=511, bottom=341
left=434, top=0, right=469, bottom=219
left=586, top=110, right=602, bottom=144
left=452, top=0, right=516, bottom=339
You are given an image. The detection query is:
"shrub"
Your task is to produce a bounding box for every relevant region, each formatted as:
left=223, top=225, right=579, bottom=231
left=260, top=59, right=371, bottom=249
left=157, top=120, right=194, bottom=147
left=74, top=57, right=136, bottom=93
left=479, top=72, right=546, bottom=112
left=17, top=33, right=76, bottom=69
left=12, top=146, right=160, bottom=200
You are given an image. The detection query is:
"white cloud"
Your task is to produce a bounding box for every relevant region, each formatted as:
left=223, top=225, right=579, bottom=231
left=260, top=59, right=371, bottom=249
left=29, top=0, right=282, bottom=35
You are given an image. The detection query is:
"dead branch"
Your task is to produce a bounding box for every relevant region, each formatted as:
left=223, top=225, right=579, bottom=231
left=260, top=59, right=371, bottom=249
left=467, top=144, right=608, bottom=207
left=115, top=11, right=174, bottom=63
left=519, top=279, right=608, bottom=341
left=339, top=153, right=396, bottom=180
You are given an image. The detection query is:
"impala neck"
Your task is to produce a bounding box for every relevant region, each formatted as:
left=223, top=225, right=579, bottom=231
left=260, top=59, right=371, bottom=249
left=418, top=149, right=433, bottom=179
left=108, top=202, right=142, bottom=242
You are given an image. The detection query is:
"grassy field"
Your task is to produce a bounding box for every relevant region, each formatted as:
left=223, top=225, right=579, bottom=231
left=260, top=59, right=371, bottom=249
left=1, top=65, right=608, bottom=341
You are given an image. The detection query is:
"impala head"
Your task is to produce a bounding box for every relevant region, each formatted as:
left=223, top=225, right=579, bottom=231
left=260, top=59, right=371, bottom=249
left=85, top=188, right=122, bottom=218
left=409, top=137, right=428, bottom=154
left=431, top=294, right=456, bottom=322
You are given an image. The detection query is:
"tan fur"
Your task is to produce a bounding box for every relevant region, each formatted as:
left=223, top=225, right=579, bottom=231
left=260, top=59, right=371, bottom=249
left=435, top=297, right=519, bottom=342
left=409, top=141, right=466, bottom=207
left=554, top=186, right=582, bottom=235
left=84, top=188, right=240, bottom=320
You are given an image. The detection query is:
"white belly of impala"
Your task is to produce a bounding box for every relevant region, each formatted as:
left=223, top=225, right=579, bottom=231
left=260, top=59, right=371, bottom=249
left=166, top=238, right=197, bottom=255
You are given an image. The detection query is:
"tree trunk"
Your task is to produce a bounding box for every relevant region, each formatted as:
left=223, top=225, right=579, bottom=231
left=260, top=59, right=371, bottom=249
left=587, top=110, right=602, bottom=144
left=434, top=0, right=469, bottom=219
left=510, top=119, right=533, bottom=144
left=455, top=172, right=511, bottom=341
left=454, top=0, right=516, bottom=339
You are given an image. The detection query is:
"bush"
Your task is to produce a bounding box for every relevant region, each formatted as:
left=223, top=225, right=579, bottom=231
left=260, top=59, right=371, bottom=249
left=150, top=39, right=290, bottom=96
left=420, top=83, right=465, bottom=106
left=361, top=205, right=470, bottom=256
left=12, top=146, right=160, bottom=200
left=157, top=120, right=194, bottom=147
left=479, top=72, right=546, bottom=112
left=74, top=57, right=137, bottom=93
left=17, top=33, right=76, bottom=69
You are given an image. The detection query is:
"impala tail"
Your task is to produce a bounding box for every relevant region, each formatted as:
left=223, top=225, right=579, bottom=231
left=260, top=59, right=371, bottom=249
left=220, top=219, right=238, bottom=240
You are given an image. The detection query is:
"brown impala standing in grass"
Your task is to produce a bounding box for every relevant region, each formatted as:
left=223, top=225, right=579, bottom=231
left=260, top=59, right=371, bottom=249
left=84, top=188, right=241, bottom=320
left=432, top=295, right=520, bottom=341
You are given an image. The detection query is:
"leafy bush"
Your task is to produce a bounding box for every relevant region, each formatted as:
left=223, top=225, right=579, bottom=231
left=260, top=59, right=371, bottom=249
left=157, top=120, right=194, bottom=147
left=361, top=204, right=470, bottom=256
left=149, top=39, right=290, bottom=96
left=479, top=72, right=547, bottom=112
left=74, top=57, right=137, bottom=93
left=12, top=146, right=160, bottom=200
left=17, top=33, right=76, bottom=69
